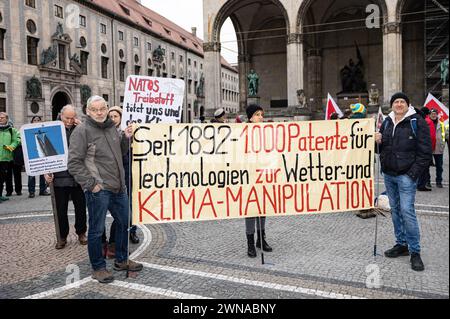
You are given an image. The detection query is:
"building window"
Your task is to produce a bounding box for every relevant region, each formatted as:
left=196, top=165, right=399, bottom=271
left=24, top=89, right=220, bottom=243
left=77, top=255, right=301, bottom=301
left=188, top=80, right=192, bottom=94
left=119, top=49, right=124, bottom=60
left=134, top=65, right=140, bottom=75
left=171, top=52, right=175, bottom=60
left=101, top=57, right=108, bottom=79
left=119, top=62, right=126, bottom=82
left=194, top=61, right=197, bottom=68
left=80, top=51, right=89, bottom=75
left=100, top=23, right=106, bottom=34
left=188, top=58, right=191, bottom=66
left=54, top=5, right=63, bottom=18
left=58, top=44, right=65, bottom=69
left=134, top=37, right=139, bottom=47
left=101, top=43, right=107, bottom=54
left=147, top=69, right=153, bottom=76
left=25, top=0, right=36, bottom=8
left=179, top=55, right=183, bottom=63
left=102, top=94, right=109, bottom=102
left=0, top=82, right=5, bottom=93
left=79, top=15, right=86, bottom=27
left=147, top=42, right=152, bottom=51
left=118, top=31, right=124, bottom=41
left=200, top=63, right=203, bottom=70
left=27, top=36, right=39, bottom=65
left=0, top=98, right=5, bottom=112
left=0, top=29, right=5, bottom=60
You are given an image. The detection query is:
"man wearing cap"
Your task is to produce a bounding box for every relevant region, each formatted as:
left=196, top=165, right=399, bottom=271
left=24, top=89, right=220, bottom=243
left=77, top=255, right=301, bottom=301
left=375, top=92, right=432, bottom=271
left=429, top=108, right=448, bottom=188
left=211, top=108, right=226, bottom=123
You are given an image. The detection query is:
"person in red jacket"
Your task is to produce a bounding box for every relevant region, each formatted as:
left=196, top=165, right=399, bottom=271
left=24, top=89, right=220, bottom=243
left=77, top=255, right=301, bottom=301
left=417, top=107, right=435, bottom=191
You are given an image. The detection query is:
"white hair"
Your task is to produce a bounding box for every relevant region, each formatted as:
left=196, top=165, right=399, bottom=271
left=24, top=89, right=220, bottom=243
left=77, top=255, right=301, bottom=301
left=61, top=104, right=76, bottom=115
left=87, top=95, right=107, bottom=109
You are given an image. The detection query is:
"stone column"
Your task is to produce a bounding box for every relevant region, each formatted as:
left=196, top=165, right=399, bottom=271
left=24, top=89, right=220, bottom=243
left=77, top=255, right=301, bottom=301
left=383, top=22, right=402, bottom=104
left=238, top=54, right=251, bottom=112
left=286, top=33, right=304, bottom=108
left=307, top=49, right=322, bottom=112
left=203, top=42, right=222, bottom=115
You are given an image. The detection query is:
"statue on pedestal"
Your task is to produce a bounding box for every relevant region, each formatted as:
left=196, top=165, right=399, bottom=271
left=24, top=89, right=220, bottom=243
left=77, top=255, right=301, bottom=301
left=338, top=42, right=367, bottom=94
left=441, top=55, right=449, bottom=86
left=247, top=69, right=259, bottom=97
left=296, top=89, right=308, bottom=108
left=369, top=84, right=379, bottom=106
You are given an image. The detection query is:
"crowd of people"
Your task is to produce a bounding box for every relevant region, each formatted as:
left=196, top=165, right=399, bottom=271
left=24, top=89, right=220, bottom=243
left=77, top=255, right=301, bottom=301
left=0, top=91, right=448, bottom=281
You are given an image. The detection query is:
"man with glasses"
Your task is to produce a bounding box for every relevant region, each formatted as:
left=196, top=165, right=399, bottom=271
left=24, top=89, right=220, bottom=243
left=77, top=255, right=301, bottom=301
left=68, top=96, right=142, bottom=283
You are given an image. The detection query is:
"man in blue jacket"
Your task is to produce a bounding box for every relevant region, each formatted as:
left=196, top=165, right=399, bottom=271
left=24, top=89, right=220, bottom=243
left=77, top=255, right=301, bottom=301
left=375, top=92, right=432, bottom=271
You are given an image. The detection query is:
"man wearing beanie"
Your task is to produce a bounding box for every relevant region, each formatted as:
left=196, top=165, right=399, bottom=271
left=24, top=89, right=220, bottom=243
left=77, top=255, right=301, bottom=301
left=243, top=104, right=272, bottom=258
left=375, top=92, right=432, bottom=271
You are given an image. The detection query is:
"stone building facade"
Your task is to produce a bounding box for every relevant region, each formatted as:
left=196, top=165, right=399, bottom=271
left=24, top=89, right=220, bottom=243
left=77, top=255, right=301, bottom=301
left=0, top=0, right=239, bottom=127
left=203, top=0, right=449, bottom=119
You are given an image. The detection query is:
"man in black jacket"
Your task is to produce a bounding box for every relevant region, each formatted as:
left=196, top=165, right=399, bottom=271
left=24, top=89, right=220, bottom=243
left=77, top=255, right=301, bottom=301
left=45, top=105, right=87, bottom=249
left=375, top=92, right=432, bottom=271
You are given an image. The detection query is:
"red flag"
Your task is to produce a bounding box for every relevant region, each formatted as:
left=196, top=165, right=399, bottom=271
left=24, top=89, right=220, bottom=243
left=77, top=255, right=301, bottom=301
left=325, top=93, right=343, bottom=120
left=424, top=93, right=449, bottom=124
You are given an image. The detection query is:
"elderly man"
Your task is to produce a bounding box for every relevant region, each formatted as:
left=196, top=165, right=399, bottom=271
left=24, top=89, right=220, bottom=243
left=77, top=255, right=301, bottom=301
left=375, top=92, right=432, bottom=271
left=0, top=112, right=20, bottom=202
left=45, top=105, right=87, bottom=249
left=68, top=96, right=142, bottom=284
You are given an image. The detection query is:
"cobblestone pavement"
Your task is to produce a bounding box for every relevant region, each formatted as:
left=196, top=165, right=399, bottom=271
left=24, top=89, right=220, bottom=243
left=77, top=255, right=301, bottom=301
left=0, top=151, right=448, bottom=300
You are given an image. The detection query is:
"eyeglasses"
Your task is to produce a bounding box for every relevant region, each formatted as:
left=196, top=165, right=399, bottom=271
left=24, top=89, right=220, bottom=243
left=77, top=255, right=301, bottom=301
left=88, top=107, right=108, bottom=113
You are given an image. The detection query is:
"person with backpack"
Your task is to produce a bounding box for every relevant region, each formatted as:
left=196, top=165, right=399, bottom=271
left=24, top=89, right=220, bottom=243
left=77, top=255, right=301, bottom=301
left=375, top=92, right=432, bottom=271
left=0, top=112, right=20, bottom=202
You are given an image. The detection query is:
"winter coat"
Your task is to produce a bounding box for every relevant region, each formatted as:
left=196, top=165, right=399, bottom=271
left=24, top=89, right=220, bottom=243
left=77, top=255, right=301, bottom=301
left=68, top=116, right=128, bottom=193
left=378, top=106, right=432, bottom=181
left=53, top=125, right=80, bottom=188
left=0, top=125, right=20, bottom=162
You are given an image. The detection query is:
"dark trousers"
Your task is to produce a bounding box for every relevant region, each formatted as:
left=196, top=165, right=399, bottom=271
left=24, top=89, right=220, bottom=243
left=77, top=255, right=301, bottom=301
left=12, top=163, right=22, bottom=194
left=0, top=161, right=12, bottom=196
left=417, top=164, right=431, bottom=189
left=433, top=154, right=444, bottom=184
left=54, top=186, right=87, bottom=239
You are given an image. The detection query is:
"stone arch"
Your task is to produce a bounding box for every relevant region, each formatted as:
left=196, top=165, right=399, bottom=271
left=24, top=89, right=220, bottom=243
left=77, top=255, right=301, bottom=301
left=50, top=88, right=72, bottom=120
left=296, top=0, right=389, bottom=32
left=212, top=0, right=290, bottom=44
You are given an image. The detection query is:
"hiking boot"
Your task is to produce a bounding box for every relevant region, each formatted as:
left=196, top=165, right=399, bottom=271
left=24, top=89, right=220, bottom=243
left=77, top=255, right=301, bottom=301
left=246, top=234, right=257, bottom=258
left=92, top=268, right=114, bottom=284
left=384, top=244, right=409, bottom=258
left=256, top=231, right=273, bottom=252
left=78, top=233, right=87, bottom=245
left=410, top=253, right=425, bottom=271
left=113, top=260, right=143, bottom=272
left=106, top=243, right=115, bottom=259
left=55, top=238, right=67, bottom=250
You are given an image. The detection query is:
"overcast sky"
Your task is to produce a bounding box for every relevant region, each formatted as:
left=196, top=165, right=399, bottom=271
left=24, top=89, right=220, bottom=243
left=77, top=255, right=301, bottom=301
left=142, top=0, right=238, bottom=64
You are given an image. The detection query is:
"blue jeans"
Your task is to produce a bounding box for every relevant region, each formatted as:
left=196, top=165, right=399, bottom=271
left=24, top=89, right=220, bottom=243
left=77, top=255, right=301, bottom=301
left=85, top=190, right=129, bottom=270
left=384, top=174, right=421, bottom=253
left=28, top=175, right=47, bottom=194
left=433, top=154, right=443, bottom=184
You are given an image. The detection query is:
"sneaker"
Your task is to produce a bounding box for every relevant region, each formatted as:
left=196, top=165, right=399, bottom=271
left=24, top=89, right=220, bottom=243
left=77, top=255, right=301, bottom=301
left=28, top=193, right=35, bottom=198
left=92, top=269, right=114, bottom=284
left=39, top=190, right=51, bottom=196
left=16, top=192, right=22, bottom=196
left=417, top=186, right=432, bottom=191
left=384, top=244, right=409, bottom=258
left=113, top=260, right=143, bottom=272
left=0, top=196, right=9, bottom=201
left=410, top=253, right=425, bottom=271
left=130, top=232, right=140, bottom=244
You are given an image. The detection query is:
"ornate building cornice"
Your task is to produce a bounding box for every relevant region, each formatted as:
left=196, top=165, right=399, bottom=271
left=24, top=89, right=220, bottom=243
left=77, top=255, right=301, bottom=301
left=203, top=42, right=221, bottom=52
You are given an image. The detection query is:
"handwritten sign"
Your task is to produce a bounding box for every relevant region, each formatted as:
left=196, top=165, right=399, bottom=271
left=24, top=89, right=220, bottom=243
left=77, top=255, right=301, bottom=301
left=121, top=76, right=185, bottom=129
left=132, top=119, right=375, bottom=225
left=20, top=121, right=68, bottom=176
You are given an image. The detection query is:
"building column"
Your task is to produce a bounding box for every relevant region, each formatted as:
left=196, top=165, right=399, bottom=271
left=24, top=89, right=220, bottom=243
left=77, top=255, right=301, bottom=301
left=306, top=49, right=322, bottom=112
left=238, top=53, right=251, bottom=112
left=203, top=42, right=222, bottom=114
left=383, top=22, right=402, bottom=103
left=286, top=33, right=304, bottom=108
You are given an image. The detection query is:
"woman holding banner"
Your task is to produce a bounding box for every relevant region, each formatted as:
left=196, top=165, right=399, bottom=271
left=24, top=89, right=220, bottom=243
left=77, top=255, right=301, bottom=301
left=244, top=104, right=273, bottom=258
